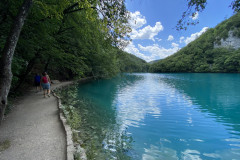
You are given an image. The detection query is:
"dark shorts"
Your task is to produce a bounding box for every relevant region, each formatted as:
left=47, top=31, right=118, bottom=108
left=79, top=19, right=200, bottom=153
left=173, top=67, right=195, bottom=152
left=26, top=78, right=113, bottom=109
left=35, top=81, right=40, bottom=86
left=41, top=83, right=50, bottom=90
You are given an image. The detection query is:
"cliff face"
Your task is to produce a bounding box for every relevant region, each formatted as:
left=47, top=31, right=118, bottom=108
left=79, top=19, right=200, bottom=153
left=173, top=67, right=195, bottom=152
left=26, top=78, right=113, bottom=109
left=214, top=30, right=240, bottom=49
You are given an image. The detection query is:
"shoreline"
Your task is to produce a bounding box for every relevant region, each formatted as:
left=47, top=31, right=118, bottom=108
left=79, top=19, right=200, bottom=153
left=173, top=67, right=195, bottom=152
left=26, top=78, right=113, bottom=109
left=52, top=78, right=93, bottom=160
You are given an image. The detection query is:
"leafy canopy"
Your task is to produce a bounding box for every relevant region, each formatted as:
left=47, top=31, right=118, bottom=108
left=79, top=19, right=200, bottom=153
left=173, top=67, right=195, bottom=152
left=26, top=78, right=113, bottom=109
left=177, top=0, right=240, bottom=30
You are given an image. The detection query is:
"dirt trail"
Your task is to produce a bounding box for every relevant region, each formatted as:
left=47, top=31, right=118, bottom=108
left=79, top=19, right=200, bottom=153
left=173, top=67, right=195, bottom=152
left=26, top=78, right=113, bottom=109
left=0, top=82, right=72, bottom=160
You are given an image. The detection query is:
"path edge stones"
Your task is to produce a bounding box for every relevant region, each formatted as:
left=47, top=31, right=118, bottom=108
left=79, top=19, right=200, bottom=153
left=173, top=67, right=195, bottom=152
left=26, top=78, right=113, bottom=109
left=52, top=78, right=93, bottom=160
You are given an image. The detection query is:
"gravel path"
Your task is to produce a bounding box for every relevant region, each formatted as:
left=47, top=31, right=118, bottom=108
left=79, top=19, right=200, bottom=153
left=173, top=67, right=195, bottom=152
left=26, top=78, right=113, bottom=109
left=0, top=82, right=72, bottom=160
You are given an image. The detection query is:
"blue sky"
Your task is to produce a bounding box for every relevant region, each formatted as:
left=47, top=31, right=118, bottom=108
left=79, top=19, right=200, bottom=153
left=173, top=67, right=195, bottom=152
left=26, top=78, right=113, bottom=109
left=124, top=0, right=234, bottom=62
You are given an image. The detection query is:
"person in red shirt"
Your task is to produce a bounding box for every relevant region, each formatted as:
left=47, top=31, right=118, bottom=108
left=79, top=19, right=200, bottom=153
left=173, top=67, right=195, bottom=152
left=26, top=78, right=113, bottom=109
left=40, top=72, right=51, bottom=98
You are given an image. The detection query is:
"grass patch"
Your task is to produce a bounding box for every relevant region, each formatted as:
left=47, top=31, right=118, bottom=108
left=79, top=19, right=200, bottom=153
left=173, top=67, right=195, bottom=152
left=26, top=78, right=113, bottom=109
left=0, top=140, right=11, bottom=152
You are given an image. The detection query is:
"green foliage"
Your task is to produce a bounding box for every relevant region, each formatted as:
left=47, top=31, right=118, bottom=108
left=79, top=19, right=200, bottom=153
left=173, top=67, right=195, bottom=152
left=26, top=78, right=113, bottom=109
left=11, top=56, right=27, bottom=87
left=150, top=13, right=240, bottom=73
left=117, top=50, right=148, bottom=72
left=61, top=105, right=81, bottom=129
left=214, top=13, right=240, bottom=41
left=0, top=0, right=146, bottom=90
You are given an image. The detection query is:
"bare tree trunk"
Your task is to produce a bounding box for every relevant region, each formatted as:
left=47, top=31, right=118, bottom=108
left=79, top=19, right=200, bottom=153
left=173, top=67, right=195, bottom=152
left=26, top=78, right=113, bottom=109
left=0, top=0, right=33, bottom=124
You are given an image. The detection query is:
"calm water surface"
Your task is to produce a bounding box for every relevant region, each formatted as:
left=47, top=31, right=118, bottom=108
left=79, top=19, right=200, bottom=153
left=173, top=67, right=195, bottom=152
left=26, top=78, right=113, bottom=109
left=68, top=73, right=240, bottom=159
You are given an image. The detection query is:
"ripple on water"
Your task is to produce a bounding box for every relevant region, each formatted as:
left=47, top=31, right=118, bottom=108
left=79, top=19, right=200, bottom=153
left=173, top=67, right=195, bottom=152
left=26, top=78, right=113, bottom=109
left=69, top=73, right=240, bottom=159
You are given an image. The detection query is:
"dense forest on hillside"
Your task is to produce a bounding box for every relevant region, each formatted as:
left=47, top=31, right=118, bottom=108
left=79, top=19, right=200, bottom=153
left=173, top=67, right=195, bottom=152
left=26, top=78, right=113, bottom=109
left=0, top=0, right=147, bottom=92
left=150, top=13, right=240, bottom=73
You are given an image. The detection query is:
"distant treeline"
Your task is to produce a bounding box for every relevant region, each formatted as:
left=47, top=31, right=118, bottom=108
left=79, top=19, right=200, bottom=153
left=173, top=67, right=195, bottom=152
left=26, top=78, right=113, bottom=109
left=149, top=13, right=240, bottom=73
left=117, top=51, right=148, bottom=73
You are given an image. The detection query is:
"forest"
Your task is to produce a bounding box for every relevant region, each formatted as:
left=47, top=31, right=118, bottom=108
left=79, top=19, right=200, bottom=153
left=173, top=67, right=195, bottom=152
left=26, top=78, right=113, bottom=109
left=149, top=13, right=240, bottom=73
left=0, top=0, right=147, bottom=93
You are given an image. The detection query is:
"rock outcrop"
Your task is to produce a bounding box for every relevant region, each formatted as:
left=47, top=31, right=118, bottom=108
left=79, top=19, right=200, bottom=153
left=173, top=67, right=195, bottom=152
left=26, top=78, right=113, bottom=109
left=214, top=30, right=240, bottom=49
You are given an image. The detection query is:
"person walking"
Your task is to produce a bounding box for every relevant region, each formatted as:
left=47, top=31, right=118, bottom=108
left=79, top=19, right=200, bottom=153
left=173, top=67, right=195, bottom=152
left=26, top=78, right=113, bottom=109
left=34, top=73, right=41, bottom=92
left=40, top=72, right=51, bottom=98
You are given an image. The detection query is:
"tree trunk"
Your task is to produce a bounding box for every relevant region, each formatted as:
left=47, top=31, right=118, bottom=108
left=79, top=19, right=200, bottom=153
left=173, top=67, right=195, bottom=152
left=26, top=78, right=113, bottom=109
left=0, top=0, right=33, bottom=124
left=44, top=57, right=51, bottom=72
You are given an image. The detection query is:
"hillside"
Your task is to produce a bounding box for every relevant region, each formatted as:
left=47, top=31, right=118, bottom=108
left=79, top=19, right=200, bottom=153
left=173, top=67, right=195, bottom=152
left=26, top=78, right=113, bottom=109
left=149, top=13, right=240, bottom=73
left=117, top=50, right=148, bottom=73
left=148, top=59, right=161, bottom=64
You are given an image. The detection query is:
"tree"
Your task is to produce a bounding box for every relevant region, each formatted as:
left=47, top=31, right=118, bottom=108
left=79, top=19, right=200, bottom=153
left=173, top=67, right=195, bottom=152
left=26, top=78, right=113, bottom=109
left=177, top=0, right=240, bottom=30
left=0, top=0, right=131, bottom=123
left=0, top=0, right=33, bottom=123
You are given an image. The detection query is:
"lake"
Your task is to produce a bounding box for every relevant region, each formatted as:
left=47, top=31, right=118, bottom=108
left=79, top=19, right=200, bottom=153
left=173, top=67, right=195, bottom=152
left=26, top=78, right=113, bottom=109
left=60, top=73, right=240, bottom=159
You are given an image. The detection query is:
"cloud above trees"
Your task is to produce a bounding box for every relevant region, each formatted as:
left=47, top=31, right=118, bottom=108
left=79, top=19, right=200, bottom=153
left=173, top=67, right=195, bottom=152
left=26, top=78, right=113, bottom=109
left=125, top=11, right=209, bottom=62
left=125, top=11, right=181, bottom=62
left=180, top=27, right=209, bottom=44
left=129, top=11, right=163, bottom=41
left=124, top=41, right=180, bottom=62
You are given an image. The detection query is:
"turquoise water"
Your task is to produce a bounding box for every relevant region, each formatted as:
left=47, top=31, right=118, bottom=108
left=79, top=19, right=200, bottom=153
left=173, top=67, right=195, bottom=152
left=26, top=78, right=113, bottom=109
left=66, top=73, right=240, bottom=159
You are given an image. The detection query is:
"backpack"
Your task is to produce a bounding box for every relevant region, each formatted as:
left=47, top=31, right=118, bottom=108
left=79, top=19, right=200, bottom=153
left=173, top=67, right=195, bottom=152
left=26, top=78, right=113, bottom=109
left=42, top=76, right=48, bottom=83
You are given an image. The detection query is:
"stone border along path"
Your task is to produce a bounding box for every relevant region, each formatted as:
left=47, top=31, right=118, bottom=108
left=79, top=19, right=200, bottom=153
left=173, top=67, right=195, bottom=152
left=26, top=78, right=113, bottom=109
left=52, top=84, right=87, bottom=160
left=52, top=93, right=74, bottom=160
left=0, top=80, right=88, bottom=160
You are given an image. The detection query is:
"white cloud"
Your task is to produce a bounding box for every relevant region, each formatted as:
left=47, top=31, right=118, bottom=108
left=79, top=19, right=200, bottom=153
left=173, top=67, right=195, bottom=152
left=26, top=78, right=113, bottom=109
left=128, top=11, right=164, bottom=41
left=124, top=42, right=153, bottom=62
left=124, top=41, right=140, bottom=55
left=124, top=11, right=183, bottom=62
left=184, top=27, right=209, bottom=44
left=167, top=35, right=174, bottom=41
left=156, top=38, right=162, bottom=42
left=179, top=36, right=185, bottom=43
left=124, top=41, right=180, bottom=62
left=130, top=22, right=164, bottom=41
left=138, top=43, right=180, bottom=61
left=191, top=12, right=199, bottom=20
left=129, top=11, right=147, bottom=29
left=171, top=42, right=179, bottom=48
